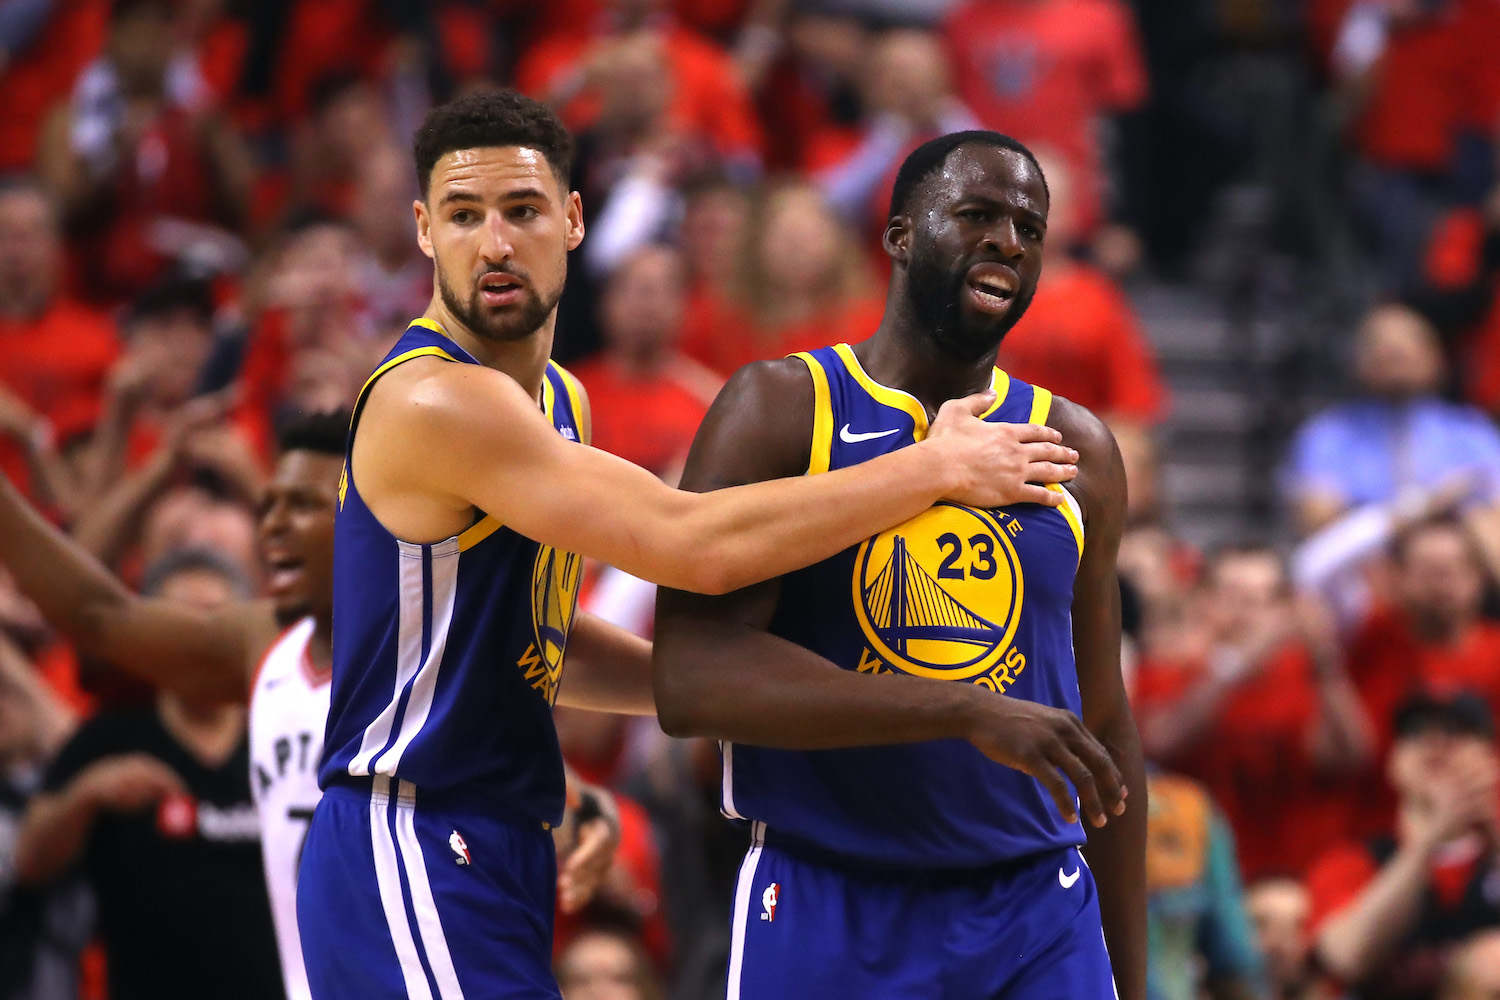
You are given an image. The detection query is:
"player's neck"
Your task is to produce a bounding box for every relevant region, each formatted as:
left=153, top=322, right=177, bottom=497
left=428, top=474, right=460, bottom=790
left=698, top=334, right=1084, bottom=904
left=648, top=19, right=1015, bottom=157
left=422, top=300, right=555, bottom=405
left=859, top=318, right=998, bottom=419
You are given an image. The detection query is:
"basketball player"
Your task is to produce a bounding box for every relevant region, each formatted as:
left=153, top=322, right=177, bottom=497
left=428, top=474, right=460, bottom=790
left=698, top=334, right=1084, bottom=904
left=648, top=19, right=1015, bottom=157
left=299, top=91, right=1088, bottom=1000
left=0, top=414, right=621, bottom=999
left=653, top=131, right=1147, bottom=1000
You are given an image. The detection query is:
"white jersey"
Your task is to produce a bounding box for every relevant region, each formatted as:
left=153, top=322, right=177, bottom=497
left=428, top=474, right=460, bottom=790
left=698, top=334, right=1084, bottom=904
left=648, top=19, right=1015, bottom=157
left=249, top=617, right=329, bottom=1000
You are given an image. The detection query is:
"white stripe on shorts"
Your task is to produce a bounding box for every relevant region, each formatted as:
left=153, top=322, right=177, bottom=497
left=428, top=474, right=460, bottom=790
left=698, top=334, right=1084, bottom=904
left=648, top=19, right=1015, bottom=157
left=726, top=821, right=767, bottom=1000
left=369, top=776, right=433, bottom=1000
left=394, top=799, right=465, bottom=999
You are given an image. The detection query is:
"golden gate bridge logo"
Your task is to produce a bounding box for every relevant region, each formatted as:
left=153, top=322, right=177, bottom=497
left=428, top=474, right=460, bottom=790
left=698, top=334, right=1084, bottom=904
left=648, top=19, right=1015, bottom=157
left=852, top=503, right=1023, bottom=680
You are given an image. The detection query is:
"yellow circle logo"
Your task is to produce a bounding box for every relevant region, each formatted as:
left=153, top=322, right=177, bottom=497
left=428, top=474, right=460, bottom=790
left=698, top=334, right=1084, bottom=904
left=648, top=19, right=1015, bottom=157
left=852, top=502, right=1023, bottom=680
left=531, top=544, right=582, bottom=695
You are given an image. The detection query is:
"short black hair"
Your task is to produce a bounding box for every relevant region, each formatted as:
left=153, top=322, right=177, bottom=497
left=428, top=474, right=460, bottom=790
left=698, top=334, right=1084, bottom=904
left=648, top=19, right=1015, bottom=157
left=276, top=410, right=349, bottom=457
left=413, top=89, right=573, bottom=197
left=888, top=130, right=1048, bottom=220
left=123, top=277, right=215, bottom=331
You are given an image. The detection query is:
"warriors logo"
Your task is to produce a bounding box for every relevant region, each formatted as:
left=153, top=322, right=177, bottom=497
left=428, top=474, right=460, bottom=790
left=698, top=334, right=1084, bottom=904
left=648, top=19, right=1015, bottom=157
left=523, top=543, right=582, bottom=703
left=852, top=502, right=1023, bottom=680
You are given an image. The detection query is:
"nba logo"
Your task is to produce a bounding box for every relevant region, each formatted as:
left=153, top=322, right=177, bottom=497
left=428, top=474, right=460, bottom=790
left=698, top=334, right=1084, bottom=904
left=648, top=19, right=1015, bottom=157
left=450, top=830, right=471, bottom=865
left=761, top=883, right=779, bottom=922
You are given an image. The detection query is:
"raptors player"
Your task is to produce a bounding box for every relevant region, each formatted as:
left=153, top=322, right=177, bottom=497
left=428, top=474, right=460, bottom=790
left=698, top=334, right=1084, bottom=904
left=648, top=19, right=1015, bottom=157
left=0, top=413, right=620, bottom=998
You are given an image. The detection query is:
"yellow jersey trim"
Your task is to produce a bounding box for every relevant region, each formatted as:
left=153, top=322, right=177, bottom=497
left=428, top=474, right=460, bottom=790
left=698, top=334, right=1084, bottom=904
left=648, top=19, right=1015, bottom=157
left=457, top=515, right=503, bottom=551
left=552, top=363, right=589, bottom=445
left=353, top=345, right=459, bottom=424
left=1028, top=386, right=1053, bottom=425
left=792, top=351, right=834, bottom=475
left=540, top=366, right=556, bottom=421
left=409, top=317, right=447, bottom=336
left=831, top=343, right=1009, bottom=440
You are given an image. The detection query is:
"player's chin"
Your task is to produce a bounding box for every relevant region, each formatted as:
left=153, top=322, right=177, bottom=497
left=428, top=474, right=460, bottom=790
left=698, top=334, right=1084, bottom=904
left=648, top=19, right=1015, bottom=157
left=272, top=594, right=313, bottom=627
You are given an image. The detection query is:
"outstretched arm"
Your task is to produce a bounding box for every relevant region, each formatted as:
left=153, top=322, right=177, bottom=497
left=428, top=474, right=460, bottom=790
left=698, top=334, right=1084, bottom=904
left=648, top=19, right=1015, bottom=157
left=0, top=474, right=266, bottom=703
left=1051, top=397, right=1147, bottom=1000
left=358, top=357, right=1080, bottom=596
left=651, top=364, right=1125, bottom=827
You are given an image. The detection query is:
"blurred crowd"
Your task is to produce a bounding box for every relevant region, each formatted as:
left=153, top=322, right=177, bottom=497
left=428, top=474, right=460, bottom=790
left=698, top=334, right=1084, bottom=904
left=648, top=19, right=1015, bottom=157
left=2, top=1, right=1500, bottom=1000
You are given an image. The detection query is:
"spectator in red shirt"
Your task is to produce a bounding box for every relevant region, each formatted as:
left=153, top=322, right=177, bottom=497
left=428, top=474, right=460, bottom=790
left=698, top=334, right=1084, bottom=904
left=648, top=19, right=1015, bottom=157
left=1133, top=546, right=1375, bottom=880
left=942, top=0, right=1147, bottom=236
left=0, top=177, right=118, bottom=516
left=34, top=0, right=253, bottom=302
left=570, top=246, right=719, bottom=478
left=0, top=0, right=108, bottom=174
left=1346, top=516, right=1500, bottom=758
left=996, top=149, right=1168, bottom=428
left=517, top=0, right=763, bottom=175
left=680, top=180, right=882, bottom=377
left=1309, top=691, right=1500, bottom=1000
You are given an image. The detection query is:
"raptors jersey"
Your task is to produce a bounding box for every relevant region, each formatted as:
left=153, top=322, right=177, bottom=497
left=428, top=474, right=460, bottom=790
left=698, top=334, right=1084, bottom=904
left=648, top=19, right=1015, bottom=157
left=320, top=320, right=586, bottom=827
left=249, top=616, right=328, bottom=1000
left=723, top=343, right=1088, bottom=868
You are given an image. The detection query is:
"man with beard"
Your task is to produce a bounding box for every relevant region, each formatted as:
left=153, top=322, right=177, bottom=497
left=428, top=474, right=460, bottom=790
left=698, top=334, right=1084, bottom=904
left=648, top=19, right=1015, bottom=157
left=302, top=92, right=1094, bottom=1000
left=652, top=131, right=1146, bottom=1000
left=0, top=413, right=623, bottom=1000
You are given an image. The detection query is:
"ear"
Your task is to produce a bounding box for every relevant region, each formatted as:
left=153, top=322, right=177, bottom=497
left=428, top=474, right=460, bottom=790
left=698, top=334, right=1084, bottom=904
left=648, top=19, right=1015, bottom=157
left=883, top=216, right=911, bottom=266
left=414, top=199, right=434, bottom=260
left=565, top=190, right=585, bottom=252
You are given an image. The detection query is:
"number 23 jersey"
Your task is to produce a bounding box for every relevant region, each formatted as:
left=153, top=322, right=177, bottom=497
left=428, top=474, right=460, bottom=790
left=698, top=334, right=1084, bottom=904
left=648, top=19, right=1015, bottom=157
left=722, top=343, right=1089, bottom=868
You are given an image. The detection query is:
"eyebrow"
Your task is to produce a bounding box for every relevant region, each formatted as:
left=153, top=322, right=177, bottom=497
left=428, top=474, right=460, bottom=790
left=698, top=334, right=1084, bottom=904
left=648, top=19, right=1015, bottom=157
left=439, top=187, right=551, bottom=207
left=957, top=193, right=1046, bottom=219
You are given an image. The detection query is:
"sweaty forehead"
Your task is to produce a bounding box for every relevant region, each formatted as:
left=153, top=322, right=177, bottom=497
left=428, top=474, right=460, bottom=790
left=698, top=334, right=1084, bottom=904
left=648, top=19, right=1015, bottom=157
left=923, top=145, right=1047, bottom=213
left=429, top=146, right=564, bottom=199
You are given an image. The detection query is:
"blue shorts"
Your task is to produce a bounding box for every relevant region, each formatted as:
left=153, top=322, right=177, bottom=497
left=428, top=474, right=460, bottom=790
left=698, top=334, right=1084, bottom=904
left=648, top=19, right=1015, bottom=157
left=727, top=823, right=1117, bottom=1000
left=297, top=777, right=560, bottom=1000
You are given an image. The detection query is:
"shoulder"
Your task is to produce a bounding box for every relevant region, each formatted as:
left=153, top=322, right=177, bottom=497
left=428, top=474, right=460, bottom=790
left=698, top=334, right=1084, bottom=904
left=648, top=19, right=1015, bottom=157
left=680, top=358, right=817, bottom=491
left=363, top=355, right=533, bottom=436
left=1046, top=394, right=1123, bottom=529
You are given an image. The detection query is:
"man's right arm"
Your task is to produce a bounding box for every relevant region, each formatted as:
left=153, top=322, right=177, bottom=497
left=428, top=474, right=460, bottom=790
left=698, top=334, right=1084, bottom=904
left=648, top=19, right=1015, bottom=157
left=0, top=475, right=262, bottom=702
left=370, top=356, right=1079, bottom=596
left=651, top=359, right=1124, bottom=826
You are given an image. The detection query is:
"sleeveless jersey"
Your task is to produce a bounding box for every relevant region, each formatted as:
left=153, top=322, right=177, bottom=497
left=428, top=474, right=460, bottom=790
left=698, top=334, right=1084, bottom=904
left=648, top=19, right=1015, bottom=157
left=320, top=319, right=587, bottom=827
left=249, top=616, right=327, bottom=1000
left=722, top=342, right=1088, bottom=869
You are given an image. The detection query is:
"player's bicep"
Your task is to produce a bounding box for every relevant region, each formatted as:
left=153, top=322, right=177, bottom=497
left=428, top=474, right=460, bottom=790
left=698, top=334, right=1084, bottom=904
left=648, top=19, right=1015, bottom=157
left=654, top=361, right=816, bottom=690
left=1051, top=397, right=1130, bottom=731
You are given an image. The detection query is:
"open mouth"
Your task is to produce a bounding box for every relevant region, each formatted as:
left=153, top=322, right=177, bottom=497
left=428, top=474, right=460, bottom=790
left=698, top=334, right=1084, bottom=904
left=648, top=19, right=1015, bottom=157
left=264, top=554, right=304, bottom=595
left=964, top=262, right=1018, bottom=315
left=478, top=271, right=525, bottom=307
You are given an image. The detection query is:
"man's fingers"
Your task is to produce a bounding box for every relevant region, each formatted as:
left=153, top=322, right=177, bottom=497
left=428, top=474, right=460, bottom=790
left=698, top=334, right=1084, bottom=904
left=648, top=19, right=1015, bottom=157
left=1066, top=727, right=1126, bottom=817
left=1024, top=462, right=1078, bottom=486
left=1011, top=423, right=1064, bottom=444
left=1022, top=753, right=1079, bottom=824
left=1022, top=441, right=1079, bottom=465
left=1050, top=746, right=1108, bottom=827
left=1014, top=484, right=1065, bottom=507
left=949, top=390, right=997, bottom=417
left=556, top=818, right=615, bottom=913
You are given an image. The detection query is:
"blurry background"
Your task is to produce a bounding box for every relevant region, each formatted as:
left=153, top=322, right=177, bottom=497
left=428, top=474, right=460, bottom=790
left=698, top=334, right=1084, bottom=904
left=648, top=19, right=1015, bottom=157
left=3, top=1, right=1500, bottom=999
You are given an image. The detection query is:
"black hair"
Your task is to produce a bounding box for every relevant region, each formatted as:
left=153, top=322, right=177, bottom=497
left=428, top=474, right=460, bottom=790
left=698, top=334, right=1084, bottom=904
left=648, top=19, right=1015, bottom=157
left=122, top=276, right=215, bottom=330
left=276, top=410, right=349, bottom=457
left=412, top=89, right=573, bottom=197
left=140, top=547, right=253, bottom=601
left=888, top=130, right=1048, bottom=220
left=110, top=0, right=172, bottom=22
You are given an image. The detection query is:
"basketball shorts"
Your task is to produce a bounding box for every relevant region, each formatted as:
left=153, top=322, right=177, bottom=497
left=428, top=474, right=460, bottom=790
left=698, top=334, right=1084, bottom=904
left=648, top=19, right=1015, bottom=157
left=297, top=776, right=560, bottom=1000
left=727, top=823, right=1117, bottom=1000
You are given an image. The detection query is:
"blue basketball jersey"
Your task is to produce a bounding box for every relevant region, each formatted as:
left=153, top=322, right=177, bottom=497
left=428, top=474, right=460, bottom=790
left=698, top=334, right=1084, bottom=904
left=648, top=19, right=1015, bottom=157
left=722, top=342, right=1088, bottom=868
left=320, top=319, right=586, bottom=828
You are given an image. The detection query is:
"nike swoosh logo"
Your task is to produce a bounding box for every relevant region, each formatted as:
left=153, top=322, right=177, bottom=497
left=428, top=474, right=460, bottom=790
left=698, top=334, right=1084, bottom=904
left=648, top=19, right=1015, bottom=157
left=1059, top=866, right=1081, bottom=889
left=839, top=424, right=901, bottom=444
